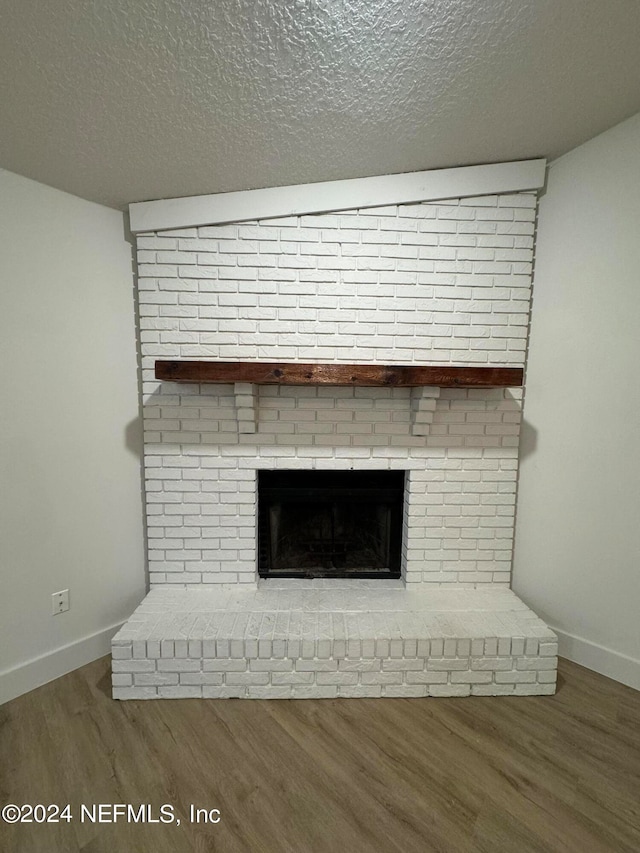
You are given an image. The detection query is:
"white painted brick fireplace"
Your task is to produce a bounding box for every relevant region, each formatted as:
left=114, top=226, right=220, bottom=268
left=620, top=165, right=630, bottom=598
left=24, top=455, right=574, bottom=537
left=113, top=163, right=558, bottom=699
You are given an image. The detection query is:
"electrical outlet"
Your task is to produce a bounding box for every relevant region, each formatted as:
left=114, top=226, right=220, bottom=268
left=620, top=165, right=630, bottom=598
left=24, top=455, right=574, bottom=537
left=52, top=589, right=70, bottom=615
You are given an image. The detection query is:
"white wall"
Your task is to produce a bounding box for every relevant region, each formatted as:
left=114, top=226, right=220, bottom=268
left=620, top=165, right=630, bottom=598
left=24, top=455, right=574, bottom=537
left=0, top=170, right=146, bottom=703
left=513, top=113, right=640, bottom=689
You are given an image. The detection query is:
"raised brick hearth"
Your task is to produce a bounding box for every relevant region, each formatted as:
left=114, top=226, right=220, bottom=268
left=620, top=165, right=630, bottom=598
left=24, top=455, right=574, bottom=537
left=114, top=172, right=557, bottom=700
left=112, top=584, right=557, bottom=699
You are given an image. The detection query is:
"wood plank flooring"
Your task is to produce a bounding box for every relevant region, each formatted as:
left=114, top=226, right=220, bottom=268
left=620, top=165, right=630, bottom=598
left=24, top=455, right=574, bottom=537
left=1, top=657, right=638, bottom=852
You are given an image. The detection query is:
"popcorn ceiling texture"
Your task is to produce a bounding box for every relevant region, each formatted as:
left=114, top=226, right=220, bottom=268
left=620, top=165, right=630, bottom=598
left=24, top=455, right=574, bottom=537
left=3, top=0, right=640, bottom=208
left=113, top=190, right=558, bottom=699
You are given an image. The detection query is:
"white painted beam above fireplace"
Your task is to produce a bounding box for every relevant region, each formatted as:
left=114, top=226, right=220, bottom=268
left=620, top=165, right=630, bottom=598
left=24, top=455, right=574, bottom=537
left=129, top=159, right=546, bottom=233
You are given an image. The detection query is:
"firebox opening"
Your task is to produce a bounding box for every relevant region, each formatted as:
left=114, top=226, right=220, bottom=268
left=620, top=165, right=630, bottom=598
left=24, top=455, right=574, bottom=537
left=258, top=470, right=405, bottom=579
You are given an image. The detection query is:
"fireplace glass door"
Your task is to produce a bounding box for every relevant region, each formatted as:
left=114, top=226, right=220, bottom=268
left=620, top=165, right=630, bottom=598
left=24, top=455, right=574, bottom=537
left=258, top=470, right=404, bottom=579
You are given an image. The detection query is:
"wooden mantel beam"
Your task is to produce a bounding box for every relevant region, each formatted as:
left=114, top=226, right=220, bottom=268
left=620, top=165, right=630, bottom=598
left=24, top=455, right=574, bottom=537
left=155, top=361, right=523, bottom=388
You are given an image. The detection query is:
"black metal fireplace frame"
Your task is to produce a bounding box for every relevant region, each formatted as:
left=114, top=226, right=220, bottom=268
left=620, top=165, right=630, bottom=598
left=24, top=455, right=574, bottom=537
left=258, top=470, right=405, bottom=579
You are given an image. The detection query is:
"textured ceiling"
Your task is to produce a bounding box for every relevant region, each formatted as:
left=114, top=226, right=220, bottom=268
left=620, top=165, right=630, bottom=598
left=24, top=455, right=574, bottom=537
left=1, top=0, right=640, bottom=210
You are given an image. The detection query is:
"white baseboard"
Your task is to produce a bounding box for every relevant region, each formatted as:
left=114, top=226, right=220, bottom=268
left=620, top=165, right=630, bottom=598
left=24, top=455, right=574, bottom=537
left=3, top=622, right=637, bottom=703
left=553, top=627, right=640, bottom=691
left=0, top=622, right=124, bottom=705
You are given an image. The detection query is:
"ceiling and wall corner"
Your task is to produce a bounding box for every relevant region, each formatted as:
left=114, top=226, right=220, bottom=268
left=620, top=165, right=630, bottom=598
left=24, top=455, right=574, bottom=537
left=1, top=0, right=640, bottom=209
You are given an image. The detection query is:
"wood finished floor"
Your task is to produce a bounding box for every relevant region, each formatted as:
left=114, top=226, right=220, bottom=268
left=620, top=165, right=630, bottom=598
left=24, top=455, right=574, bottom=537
left=1, top=657, right=639, bottom=853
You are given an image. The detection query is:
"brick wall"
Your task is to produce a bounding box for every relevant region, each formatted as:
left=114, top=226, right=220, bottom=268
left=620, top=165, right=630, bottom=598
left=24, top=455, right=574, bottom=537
left=136, top=193, right=537, bottom=588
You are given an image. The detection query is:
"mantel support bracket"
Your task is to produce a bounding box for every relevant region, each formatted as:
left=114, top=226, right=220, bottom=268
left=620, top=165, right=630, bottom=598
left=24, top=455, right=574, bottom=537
left=234, top=382, right=257, bottom=434
left=410, top=387, right=441, bottom=436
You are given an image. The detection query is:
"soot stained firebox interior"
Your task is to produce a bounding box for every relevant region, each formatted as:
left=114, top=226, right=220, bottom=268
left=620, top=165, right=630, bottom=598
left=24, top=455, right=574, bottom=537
left=258, top=470, right=404, bottom=578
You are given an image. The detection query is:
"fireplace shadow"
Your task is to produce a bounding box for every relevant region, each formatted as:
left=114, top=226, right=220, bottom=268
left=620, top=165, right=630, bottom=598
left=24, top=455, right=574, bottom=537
left=125, top=414, right=150, bottom=589
left=518, top=417, right=538, bottom=461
